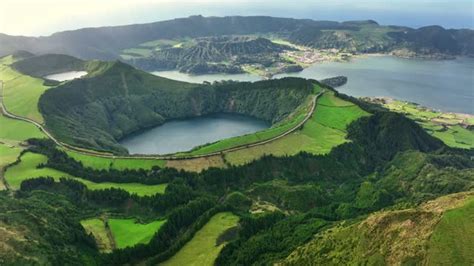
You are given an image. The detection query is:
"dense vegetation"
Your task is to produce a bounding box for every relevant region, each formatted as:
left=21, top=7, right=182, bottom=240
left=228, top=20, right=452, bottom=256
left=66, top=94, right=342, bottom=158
left=0, top=191, right=100, bottom=264
left=281, top=192, right=474, bottom=265
left=11, top=53, right=86, bottom=77
left=38, top=60, right=313, bottom=153
left=5, top=106, right=471, bottom=264
left=2, top=49, right=473, bottom=264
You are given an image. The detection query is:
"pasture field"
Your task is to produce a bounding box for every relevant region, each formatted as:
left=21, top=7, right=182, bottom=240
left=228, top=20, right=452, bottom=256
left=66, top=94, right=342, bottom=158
left=0, top=65, right=50, bottom=123
left=64, top=149, right=166, bottom=170
left=224, top=92, right=369, bottom=165
left=108, top=218, right=166, bottom=249
left=165, top=155, right=226, bottom=172
left=0, top=115, right=46, bottom=190
left=80, top=218, right=114, bottom=252
left=0, top=145, right=22, bottom=168
left=381, top=99, right=474, bottom=149
left=425, top=197, right=474, bottom=265
left=162, top=212, right=239, bottom=266
left=5, top=152, right=167, bottom=196
left=0, top=115, right=45, bottom=141
left=0, top=144, right=21, bottom=190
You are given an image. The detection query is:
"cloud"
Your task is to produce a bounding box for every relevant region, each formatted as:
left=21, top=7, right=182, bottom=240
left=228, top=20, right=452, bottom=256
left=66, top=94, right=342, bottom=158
left=1, top=0, right=472, bottom=36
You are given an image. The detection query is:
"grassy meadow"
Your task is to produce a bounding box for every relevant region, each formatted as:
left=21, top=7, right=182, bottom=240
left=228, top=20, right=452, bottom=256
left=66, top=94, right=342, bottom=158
left=0, top=114, right=47, bottom=189
left=383, top=100, right=474, bottom=149
left=109, top=218, right=166, bottom=249
left=0, top=65, right=50, bottom=123
left=0, top=115, right=45, bottom=165
left=81, top=218, right=114, bottom=252
left=80, top=217, right=166, bottom=251
left=162, top=212, right=239, bottom=266
left=425, top=197, right=474, bottom=265
left=0, top=115, right=46, bottom=141
left=224, top=92, right=369, bottom=165
left=64, top=149, right=166, bottom=170
left=5, top=152, right=167, bottom=196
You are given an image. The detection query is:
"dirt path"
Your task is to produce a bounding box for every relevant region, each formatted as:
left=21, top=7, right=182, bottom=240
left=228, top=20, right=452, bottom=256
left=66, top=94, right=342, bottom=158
left=0, top=80, right=322, bottom=161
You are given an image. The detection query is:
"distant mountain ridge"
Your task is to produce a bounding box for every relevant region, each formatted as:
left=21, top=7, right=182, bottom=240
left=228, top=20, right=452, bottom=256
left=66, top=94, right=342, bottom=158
left=1, top=15, right=472, bottom=60
left=130, top=36, right=294, bottom=73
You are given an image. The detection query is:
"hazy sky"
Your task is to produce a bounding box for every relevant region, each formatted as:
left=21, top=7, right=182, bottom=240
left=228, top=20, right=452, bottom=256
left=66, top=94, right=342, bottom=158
left=1, top=0, right=473, bottom=36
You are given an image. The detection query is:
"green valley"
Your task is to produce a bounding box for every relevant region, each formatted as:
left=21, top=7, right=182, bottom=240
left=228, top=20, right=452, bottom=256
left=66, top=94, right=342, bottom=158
left=0, top=15, right=473, bottom=265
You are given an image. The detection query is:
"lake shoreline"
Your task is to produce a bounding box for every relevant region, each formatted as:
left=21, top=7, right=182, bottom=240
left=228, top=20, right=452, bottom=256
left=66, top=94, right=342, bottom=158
left=119, top=113, right=270, bottom=155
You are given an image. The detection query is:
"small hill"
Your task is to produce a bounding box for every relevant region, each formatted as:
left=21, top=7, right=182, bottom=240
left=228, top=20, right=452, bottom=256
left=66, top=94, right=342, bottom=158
left=388, top=25, right=470, bottom=55
left=37, top=57, right=313, bottom=153
left=9, top=50, right=35, bottom=60
left=281, top=191, right=474, bottom=265
left=12, top=54, right=86, bottom=77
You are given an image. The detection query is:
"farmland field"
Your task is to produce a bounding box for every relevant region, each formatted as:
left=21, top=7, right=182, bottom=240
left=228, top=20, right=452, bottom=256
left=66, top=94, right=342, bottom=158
left=224, top=92, right=369, bottom=165
left=162, top=212, right=239, bottom=266
left=0, top=115, right=45, bottom=141
left=379, top=99, right=474, bottom=149
left=5, top=152, right=167, bottom=195
left=80, top=218, right=114, bottom=252
left=425, top=197, right=474, bottom=265
left=0, top=65, right=50, bottom=123
left=65, top=149, right=166, bottom=170
left=108, top=218, right=166, bottom=249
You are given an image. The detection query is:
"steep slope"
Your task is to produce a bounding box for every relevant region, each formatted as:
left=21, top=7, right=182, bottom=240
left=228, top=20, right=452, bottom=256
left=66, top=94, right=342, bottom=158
left=130, top=36, right=294, bottom=73
left=281, top=191, right=474, bottom=265
left=38, top=60, right=313, bottom=153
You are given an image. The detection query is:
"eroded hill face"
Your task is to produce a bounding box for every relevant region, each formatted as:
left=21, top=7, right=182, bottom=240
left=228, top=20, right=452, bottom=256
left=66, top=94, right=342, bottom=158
left=129, top=36, right=296, bottom=74
left=281, top=191, right=474, bottom=266
left=37, top=59, right=313, bottom=153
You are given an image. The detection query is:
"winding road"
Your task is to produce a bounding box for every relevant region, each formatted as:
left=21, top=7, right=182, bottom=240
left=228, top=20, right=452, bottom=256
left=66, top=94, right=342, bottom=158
left=0, top=80, right=322, bottom=161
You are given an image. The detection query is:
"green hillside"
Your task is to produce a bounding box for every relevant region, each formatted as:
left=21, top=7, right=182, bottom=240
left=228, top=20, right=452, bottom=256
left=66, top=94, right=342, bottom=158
left=2, top=98, right=473, bottom=265
left=282, top=192, right=474, bottom=265
left=38, top=59, right=313, bottom=153
left=11, top=54, right=86, bottom=77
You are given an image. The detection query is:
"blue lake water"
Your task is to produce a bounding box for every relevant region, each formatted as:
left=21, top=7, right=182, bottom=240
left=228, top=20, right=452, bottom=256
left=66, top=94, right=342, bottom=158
left=275, top=56, right=474, bottom=114
left=44, top=71, right=87, bottom=81
left=120, top=113, right=269, bottom=154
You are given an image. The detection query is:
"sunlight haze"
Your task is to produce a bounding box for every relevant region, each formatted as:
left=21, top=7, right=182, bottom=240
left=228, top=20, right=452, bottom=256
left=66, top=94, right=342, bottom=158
left=1, top=0, right=472, bottom=36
